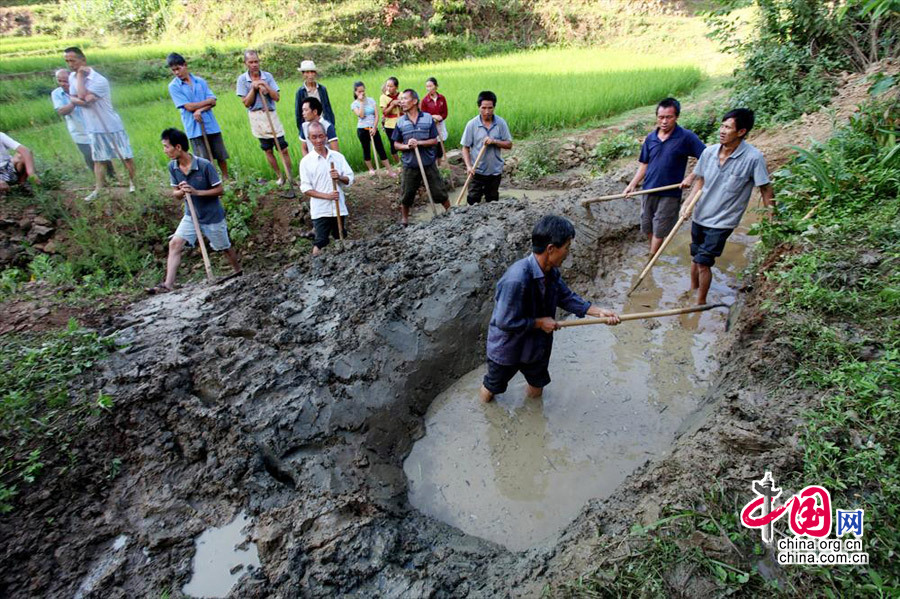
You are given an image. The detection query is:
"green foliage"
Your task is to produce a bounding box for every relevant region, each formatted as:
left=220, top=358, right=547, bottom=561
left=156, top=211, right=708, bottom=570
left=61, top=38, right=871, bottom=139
left=0, top=320, right=118, bottom=513
left=64, top=0, right=172, bottom=38
left=515, top=141, right=561, bottom=181
left=220, top=177, right=267, bottom=245
left=753, top=96, right=900, bottom=595
left=679, top=101, right=728, bottom=143
left=591, top=132, right=640, bottom=166
left=706, top=0, right=900, bottom=125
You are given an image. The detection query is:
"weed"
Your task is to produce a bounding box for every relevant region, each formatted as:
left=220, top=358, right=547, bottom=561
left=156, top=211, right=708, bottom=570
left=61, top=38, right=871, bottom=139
left=591, top=132, right=640, bottom=168
left=0, top=320, right=118, bottom=513
left=515, top=142, right=561, bottom=181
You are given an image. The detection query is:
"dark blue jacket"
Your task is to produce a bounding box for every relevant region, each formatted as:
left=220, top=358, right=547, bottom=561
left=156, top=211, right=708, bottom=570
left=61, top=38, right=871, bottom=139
left=487, top=254, right=591, bottom=365
left=295, top=83, right=335, bottom=135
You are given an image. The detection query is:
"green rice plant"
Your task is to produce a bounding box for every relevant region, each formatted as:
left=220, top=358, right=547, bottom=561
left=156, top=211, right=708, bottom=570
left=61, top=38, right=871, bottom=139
left=0, top=37, right=94, bottom=56
left=10, top=47, right=702, bottom=176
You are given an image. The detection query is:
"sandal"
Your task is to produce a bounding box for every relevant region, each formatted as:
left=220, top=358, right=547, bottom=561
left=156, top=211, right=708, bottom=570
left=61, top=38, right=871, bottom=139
left=145, top=283, right=173, bottom=295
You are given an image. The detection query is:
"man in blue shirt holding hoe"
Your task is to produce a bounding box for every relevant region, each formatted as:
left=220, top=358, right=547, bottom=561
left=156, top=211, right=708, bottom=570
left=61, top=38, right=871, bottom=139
left=480, top=215, right=620, bottom=403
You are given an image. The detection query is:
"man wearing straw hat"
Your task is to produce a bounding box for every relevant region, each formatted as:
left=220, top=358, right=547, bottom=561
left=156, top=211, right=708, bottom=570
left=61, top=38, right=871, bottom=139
left=391, top=89, right=449, bottom=225
left=623, top=98, right=706, bottom=255
left=237, top=50, right=292, bottom=184
left=167, top=52, right=230, bottom=180
left=146, top=128, right=241, bottom=294
left=460, top=90, right=513, bottom=205
left=63, top=46, right=136, bottom=201
left=299, top=121, right=354, bottom=257
left=480, top=215, right=619, bottom=403
left=295, top=60, right=335, bottom=133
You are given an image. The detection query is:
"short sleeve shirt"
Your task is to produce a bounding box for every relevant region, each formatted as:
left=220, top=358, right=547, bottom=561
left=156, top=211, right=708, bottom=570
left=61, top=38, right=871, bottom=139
left=168, top=155, right=225, bottom=224
left=692, top=141, right=770, bottom=229
left=639, top=125, right=706, bottom=198
left=351, top=97, right=377, bottom=129
left=460, top=115, right=513, bottom=176
left=0, top=132, right=20, bottom=168
left=51, top=87, right=90, bottom=145
left=392, top=111, right=439, bottom=168
left=168, top=74, right=221, bottom=138
left=235, top=71, right=280, bottom=111
left=299, top=117, right=338, bottom=153
left=68, top=69, right=125, bottom=134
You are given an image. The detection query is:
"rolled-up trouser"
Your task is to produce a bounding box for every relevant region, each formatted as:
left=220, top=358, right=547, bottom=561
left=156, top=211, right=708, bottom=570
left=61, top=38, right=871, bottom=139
left=467, top=173, right=502, bottom=204
left=77, top=142, right=114, bottom=176
left=640, top=194, right=681, bottom=238
left=400, top=163, right=448, bottom=207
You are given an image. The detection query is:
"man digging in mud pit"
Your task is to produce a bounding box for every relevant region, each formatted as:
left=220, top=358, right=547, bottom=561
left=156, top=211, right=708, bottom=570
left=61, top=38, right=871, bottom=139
left=480, top=215, right=621, bottom=403
left=681, top=108, right=774, bottom=305
left=146, top=128, right=242, bottom=293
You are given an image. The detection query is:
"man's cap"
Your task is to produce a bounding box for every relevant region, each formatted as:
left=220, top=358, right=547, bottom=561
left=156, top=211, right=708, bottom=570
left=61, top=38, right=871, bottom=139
left=298, top=60, right=317, bottom=72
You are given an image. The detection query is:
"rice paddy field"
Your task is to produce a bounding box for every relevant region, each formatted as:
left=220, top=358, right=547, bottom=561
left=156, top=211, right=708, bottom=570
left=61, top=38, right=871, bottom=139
left=1, top=45, right=703, bottom=177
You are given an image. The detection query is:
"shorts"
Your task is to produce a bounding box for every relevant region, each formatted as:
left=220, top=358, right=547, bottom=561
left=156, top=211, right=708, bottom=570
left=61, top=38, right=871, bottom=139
left=90, top=130, right=133, bottom=162
left=172, top=215, right=232, bottom=251
left=0, top=161, right=19, bottom=184
left=190, top=132, right=229, bottom=162
left=259, top=136, right=288, bottom=152
left=690, top=221, right=733, bottom=267
left=313, top=216, right=348, bottom=249
left=400, top=163, right=448, bottom=207
left=641, top=195, right=681, bottom=238
left=467, top=173, right=502, bottom=204
left=77, top=143, right=115, bottom=175
left=482, top=357, right=552, bottom=395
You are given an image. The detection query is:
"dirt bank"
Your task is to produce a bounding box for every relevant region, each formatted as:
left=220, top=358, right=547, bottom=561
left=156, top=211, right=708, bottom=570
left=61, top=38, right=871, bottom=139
left=0, top=177, right=640, bottom=597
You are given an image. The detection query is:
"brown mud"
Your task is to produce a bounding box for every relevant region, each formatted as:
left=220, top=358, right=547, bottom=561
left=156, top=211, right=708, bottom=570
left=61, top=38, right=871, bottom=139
left=0, top=67, right=888, bottom=597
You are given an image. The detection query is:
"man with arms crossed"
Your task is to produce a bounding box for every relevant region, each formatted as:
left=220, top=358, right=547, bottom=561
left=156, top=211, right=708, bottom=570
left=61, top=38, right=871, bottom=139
left=624, top=97, right=706, bottom=254
left=681, top=108, right=774, bottom=305
left=51, top=69, right=114, bottom=178
left=480, top=215, right=620, bottom=403
left=299, top=121, right=354, bottom=257
left=64, top=46, right=136, bottom=201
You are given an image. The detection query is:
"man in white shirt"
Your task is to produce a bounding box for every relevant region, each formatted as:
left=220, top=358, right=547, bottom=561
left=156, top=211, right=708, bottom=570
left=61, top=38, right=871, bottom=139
left=64, top=46, right=136, bottom=201
left=50, top=69, right=114, bottom=177
left=0, top=132, right=38, bottom=196
left=299, top=121, right=353, bottom=256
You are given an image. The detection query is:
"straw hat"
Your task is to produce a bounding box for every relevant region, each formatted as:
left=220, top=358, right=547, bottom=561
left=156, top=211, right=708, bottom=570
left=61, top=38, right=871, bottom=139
left=298, top=60, right=317, bottom=72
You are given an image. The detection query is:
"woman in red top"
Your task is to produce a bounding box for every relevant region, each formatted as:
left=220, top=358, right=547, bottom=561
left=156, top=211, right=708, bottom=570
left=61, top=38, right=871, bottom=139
left=421, top=77, right=448, bottom=165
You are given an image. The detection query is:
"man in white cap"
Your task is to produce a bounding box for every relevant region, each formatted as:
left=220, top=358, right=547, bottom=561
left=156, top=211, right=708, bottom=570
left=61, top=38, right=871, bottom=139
left=294, top=60, right=335, bottom=135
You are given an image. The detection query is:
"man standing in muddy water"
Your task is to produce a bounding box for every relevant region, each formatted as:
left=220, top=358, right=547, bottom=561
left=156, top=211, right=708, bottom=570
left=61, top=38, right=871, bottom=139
left=681, top=108, right=773, bottom=305
left=623, top=97, right=706, bottom=255
left=480, top=215, right=621, bottom=403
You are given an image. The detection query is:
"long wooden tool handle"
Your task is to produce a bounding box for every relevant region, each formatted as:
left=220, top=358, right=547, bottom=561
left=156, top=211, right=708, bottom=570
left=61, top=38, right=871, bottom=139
left=184, top=193, right=214, bottom=284
left=370, top=128, right=379, bottom=171
left=627, top=186, right=704, bottom=297
left=413, top=145, right=438, bottom=217
left=259, top=94, right=293, bottom=184
left=199, top=120, right=215, bottom=167
left=455, top=143, right=488, bottom=206
left=581, top=183, right=683, bottom=207
left=557, top=303, right=727, bottom=328
left=330, top=161, right=344, bottom=241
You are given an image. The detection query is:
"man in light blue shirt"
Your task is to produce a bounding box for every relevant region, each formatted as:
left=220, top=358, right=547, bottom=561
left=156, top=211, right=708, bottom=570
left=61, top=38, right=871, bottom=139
left=167, top=52, right=229, bottom=179
left=682, top=108, right=774, bottom=305
left=460, top=90, right=513, bottom=204
left=51, top=69, right=114, bottom=177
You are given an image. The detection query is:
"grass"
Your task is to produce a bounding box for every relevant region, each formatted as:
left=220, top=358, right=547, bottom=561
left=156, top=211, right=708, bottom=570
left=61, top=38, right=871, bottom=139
left=6, top=47, right=702, bottom=175
left=0, top=320, right=119, bottom=513
left=0, top=36, right=94, bottom=55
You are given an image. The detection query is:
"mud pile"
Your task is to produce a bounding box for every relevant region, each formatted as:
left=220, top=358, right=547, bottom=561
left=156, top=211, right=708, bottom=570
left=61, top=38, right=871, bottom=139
left=0, top=178, right=638, bottom=597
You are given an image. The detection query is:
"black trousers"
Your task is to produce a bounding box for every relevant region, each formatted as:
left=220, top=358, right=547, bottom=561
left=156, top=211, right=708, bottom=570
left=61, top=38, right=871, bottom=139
left=357, top=128, right=388, bottom=162
left=467, top=173, right=502, bottom=204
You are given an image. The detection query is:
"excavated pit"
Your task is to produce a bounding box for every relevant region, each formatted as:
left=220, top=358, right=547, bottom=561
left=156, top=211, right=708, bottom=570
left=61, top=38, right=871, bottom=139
left=1, top=175, right=758, bottom=598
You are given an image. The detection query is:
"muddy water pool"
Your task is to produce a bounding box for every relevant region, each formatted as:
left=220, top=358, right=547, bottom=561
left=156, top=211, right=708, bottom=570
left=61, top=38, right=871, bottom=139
left=404, top=201, right=761, bottom=551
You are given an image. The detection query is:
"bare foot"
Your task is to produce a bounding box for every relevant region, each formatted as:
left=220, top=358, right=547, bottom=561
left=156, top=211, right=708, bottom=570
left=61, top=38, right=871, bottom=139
left=479, top=385, right=494, bottom=403
left=525, top=384, right=543, bottom=399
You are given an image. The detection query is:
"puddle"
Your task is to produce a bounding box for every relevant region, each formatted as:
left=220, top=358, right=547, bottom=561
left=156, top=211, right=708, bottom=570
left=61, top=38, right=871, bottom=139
left=182, top=511, right=261, bottom=598
left=404, top=201, right=761, bottom=551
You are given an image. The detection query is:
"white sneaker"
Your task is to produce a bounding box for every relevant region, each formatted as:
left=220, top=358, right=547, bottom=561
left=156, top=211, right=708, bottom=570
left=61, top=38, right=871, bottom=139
left=84, top=190, right=99, bottom=202
left=128, top=182, right=136, bottom=193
